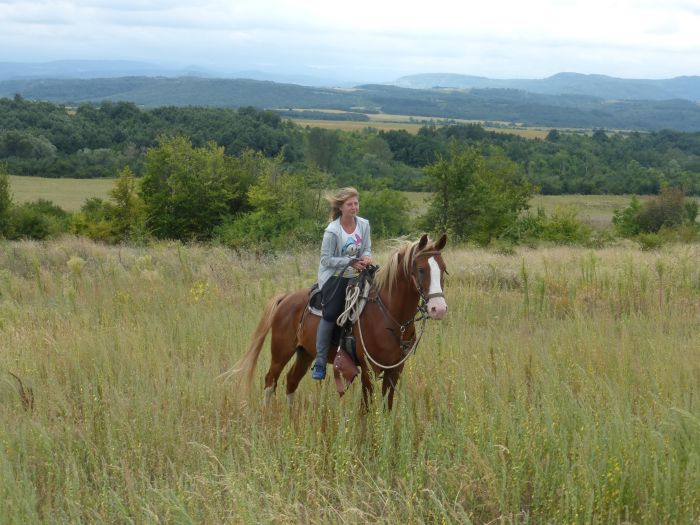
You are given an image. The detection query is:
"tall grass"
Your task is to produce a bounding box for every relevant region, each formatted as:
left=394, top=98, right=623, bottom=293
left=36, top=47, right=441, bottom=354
left=1, top=238, right=699, bottom=523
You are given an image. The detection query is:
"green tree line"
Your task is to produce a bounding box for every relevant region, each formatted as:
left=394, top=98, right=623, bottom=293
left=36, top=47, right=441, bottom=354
left=2, top=96, right=700, bottom=195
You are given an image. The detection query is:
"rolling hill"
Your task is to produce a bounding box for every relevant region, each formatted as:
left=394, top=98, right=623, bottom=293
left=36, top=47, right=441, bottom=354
left=2, top=76, right=700, bottom=132
left=392, top=72, right=700, bottom=102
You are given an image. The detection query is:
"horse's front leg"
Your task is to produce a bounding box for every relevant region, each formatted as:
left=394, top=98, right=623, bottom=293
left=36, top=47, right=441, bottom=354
left=360, top=366, right=374, bottom=411
left=381, top=367, right=403, bottom=410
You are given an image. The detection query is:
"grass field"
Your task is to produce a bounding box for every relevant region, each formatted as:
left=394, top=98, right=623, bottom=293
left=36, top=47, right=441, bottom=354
left=9, top=175, right=642, bottom=229
left=8, top=175, right=114, bottom=211
left=1, top=238, right=699, bottom=522
left=290, top=114, right=550, bottom=138
left=8, top=176, right=700, bottom=238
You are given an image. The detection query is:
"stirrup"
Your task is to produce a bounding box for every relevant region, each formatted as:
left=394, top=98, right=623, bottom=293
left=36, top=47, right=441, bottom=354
left=311, top=364, right=326, bottom=380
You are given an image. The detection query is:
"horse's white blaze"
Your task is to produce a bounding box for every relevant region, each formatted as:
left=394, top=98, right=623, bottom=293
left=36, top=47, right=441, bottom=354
left=427, top=256, right=447, bottom=320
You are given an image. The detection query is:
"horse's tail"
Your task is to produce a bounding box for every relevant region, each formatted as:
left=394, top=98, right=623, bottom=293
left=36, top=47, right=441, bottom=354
left=223, top=293, right=288, bottom=387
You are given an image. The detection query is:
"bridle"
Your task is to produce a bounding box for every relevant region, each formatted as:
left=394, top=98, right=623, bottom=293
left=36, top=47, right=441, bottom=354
left=359, top=249, right=446, bottom=370
left=410, top=249, right=446, bottom=305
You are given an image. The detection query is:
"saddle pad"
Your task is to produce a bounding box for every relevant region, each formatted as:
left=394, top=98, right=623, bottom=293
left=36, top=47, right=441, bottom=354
left=308, top=284, right=323, bottom=316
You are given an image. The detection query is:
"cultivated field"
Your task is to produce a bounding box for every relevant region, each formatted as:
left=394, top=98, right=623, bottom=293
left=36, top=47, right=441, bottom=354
left=1, top=238, right=699, bottom=523
left=290, top=113, right=550, bottom=138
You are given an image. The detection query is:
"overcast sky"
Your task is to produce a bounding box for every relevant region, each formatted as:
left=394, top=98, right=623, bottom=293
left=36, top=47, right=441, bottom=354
left=1, top=0, right=699, bottom=82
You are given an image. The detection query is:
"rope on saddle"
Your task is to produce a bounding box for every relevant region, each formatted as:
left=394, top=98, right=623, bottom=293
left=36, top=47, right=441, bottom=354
left=336, top=274, right=372, bottom=326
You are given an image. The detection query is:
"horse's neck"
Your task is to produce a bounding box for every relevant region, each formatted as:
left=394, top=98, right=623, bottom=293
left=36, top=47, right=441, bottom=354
left=379, top=273, right=419, bottom=322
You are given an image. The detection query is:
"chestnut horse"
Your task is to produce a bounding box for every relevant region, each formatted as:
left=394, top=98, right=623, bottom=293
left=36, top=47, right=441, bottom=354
left=232, top=234, right=448, bottom=408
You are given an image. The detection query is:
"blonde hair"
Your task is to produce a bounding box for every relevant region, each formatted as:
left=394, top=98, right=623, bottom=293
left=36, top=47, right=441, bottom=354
left=327, top=187, right=359, bottom=221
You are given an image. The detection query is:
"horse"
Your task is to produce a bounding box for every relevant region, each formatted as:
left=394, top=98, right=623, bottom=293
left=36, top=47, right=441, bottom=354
left=232, top=233, right=448, bottom=409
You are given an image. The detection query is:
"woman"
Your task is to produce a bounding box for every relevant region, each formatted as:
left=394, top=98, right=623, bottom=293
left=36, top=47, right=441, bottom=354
left=312, top=187, right=372, bottom=380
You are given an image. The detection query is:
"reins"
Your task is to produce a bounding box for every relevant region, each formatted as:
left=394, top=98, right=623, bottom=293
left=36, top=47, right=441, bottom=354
left=357, top=249, right=444, bottom=371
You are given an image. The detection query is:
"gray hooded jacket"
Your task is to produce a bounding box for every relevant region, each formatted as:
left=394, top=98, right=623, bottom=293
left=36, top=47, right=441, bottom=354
left=317, top=216, right=372, bottom=290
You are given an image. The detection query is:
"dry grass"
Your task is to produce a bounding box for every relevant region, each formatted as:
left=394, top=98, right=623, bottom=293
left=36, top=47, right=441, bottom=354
left=1, top=237, right=699, bottom=523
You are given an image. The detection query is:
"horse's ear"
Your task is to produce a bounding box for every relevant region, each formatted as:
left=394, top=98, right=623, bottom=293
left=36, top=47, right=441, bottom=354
left=435, top=233, right=447, bottom=250
left=417, top=234, right=429, bottom=251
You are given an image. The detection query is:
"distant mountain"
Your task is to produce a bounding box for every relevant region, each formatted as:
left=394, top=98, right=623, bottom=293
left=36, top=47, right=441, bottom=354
left=0, top=60, right=212, bottom=80
left=0, top=61, right=357, bottom=87
left=3, top=76, right=700, bottom=132
left=392, top=72, right=700, bottom=102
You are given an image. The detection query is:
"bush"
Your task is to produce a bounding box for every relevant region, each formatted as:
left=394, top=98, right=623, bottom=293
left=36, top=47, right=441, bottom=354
left=511, top=206, right=593, bottom=246
left=9, top=199, right=71, bottom=240
left=613, top=188, right=699, bottom=240
left=612, top=195, right=642, bottom=237
left=636, top=187, right=686, bottom=232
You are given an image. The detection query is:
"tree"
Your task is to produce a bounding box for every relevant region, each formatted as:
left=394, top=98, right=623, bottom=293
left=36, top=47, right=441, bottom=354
left=360, top=189, right=411, bottom=238
left=109, top=166, right=144, bottom=241
left=422, top=145, right=534, bottom=245
left=140, top=136, right=250, bottom=240
left=0, top=164, right=12, bottom=237
left=305, top=128, right=339, bottom=172
left=214, top=155, right=322, bottom=250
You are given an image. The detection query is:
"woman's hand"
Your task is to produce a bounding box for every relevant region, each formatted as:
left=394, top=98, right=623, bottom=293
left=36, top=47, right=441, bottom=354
left=351, top=256, right=372, bottom=271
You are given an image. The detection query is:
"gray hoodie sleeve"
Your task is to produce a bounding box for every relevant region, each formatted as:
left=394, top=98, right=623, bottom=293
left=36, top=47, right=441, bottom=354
left=361, top=220, right=372, bottom=258
left=319, top=230, right=352, bottom=270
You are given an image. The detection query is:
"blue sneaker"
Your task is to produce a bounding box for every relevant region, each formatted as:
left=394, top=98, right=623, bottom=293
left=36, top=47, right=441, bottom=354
left=311, top=363, right=326, bottom=380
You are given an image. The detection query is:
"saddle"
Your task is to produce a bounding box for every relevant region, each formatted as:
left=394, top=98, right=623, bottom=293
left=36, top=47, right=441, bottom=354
left=306, top=266, right=377, bottom=395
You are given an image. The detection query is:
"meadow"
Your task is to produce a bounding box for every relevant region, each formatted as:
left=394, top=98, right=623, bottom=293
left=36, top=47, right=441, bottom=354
left=1, top=237, right=699, bottom=523
left=8, top=175, right=115, bottom=212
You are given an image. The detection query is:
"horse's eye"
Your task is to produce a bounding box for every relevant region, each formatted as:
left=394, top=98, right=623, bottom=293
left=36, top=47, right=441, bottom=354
left=418, top=267, right=425, bottom=276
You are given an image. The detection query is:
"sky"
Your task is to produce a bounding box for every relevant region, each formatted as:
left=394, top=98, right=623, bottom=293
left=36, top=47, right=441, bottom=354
left=1, top=0, right=699, bottom=83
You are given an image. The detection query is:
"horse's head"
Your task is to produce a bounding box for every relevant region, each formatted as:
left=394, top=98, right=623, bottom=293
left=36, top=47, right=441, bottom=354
left=413, top=233, right=448, bottom=320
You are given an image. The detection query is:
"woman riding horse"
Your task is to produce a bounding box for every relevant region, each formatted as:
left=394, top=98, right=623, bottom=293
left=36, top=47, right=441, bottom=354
left=313, top=187, right=373, bottom=380
left=231, top=229, right=449, bottom=409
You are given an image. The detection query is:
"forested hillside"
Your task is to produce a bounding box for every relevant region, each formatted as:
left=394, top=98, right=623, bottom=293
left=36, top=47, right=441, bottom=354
left=2, top=96, right=700, bottom=196
left=3, top=76, right=700, bottom=131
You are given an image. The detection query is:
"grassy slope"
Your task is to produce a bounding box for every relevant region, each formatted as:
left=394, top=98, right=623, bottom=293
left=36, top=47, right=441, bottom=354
left=0, top=239, right=698, bottom=523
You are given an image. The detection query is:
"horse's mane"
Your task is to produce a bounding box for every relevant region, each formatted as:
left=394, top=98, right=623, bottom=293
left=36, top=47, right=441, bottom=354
left=373, top=240, right=422, bottom=299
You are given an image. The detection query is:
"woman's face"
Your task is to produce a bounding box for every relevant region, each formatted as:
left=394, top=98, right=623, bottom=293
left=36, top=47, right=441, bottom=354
left=340, top=197, right=359, bottom=219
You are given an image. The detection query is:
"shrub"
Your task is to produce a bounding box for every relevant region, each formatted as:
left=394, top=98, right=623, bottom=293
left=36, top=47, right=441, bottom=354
left=612, top=195, right=642, bottom=237
left=511, top=206, right=593, bottom=246
left=9, top=199, right=71, bottom=240
left=636, top=187, right=686, bottom=233
left=613, top=188, right=698, bottom=239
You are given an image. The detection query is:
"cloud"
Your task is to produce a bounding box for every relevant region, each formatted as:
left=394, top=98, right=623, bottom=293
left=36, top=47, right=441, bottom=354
left=0, top=0, right=698, bottom=80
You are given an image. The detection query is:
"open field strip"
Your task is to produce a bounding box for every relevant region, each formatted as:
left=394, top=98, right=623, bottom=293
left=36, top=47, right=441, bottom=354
left=289, top=114, right=551, bottom=138
left=290, top=118, right=426, bottom=133
left=9, top=175, right=654, bottom=228
left=1, top=238, right=699, bottom=523
left=8, top=175, right=115, bottom=212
